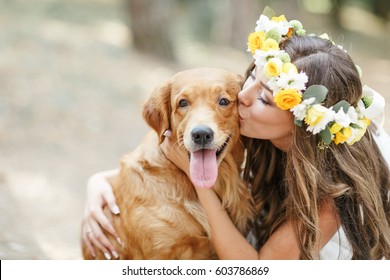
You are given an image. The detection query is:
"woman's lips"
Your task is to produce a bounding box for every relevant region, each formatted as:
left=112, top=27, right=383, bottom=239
left=239, top=113, right=246, bottom=121
left=238, top=106, right=246, bottom=120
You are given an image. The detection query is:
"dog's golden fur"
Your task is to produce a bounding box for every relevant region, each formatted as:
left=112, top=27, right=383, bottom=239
left=82, top=67, right=255, bottom=259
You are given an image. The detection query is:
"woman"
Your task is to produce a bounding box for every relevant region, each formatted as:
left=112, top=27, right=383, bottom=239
left=82, top=11, right=390, bottom=260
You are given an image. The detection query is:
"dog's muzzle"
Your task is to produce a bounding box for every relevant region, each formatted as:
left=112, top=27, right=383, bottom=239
left=191, top=125, right=214, bottom=148
left=187, top=125, right=230, bottom=189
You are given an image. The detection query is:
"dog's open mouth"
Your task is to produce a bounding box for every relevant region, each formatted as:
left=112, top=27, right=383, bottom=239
left=188, top=136, right=230, bottom=189
left=216, top=137, right=230, bottom=158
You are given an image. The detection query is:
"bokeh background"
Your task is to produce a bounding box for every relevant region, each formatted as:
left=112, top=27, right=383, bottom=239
left=0, top=0, right=389, bottom=259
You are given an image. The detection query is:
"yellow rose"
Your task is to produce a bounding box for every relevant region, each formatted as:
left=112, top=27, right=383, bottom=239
left=330, top=122, right=343, bottom=134
left=282, top=62, right=298, bottom=74
left=359, top=118, right=371, bottom=129
left=263, top=58, right=282, bottom=78
left=334, top=127, right=352, bottom=145
left=287, top=27, right=294, bottom=38
left=304, top=105, right=328, bottom=126
left=247, top=31, right=266, bottom=54
left=262, top=38, right=280, bottom=51
left=271, top=15, right=287, bottom=22
left=274, top=89, right=302, bottom=110
left=348, top=118, right=371, bottom=145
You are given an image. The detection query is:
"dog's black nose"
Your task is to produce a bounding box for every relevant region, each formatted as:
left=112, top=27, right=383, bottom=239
left=191, top=125, right=214, bottom=146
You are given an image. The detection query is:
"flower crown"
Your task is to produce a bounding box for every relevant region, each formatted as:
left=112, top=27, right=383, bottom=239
left=247, top=7, right=385, bottom=146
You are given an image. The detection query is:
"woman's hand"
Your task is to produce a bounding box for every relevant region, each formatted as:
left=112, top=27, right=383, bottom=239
left=82, top=169, right=121, bottom=259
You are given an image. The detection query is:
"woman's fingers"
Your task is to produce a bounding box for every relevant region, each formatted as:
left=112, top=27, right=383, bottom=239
left=102, top=189, right=120, bottom=215
left=82, top=225, right=96, bottom=258
left=83, top=170, right=122, bottom=259
left=90, top=204, right=121, bottom=244
left=88, top=219, right=119, bottom=259
left=88, top=205, right=121, bottom=246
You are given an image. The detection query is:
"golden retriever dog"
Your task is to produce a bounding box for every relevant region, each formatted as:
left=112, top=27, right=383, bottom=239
left=82, top=67, right=255, bottom=260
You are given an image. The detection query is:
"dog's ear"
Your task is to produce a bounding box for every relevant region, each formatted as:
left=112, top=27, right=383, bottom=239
left=143, top=80, right=172, bottom=144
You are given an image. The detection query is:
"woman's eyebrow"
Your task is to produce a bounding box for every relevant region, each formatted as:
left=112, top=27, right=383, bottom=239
left=260, top=80, right=272, bottom=93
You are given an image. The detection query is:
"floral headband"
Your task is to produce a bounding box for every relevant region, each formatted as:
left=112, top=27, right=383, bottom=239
left=247, top=7, right=385, bottom=147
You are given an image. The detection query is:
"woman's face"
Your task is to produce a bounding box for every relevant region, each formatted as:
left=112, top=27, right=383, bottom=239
left=238, top=67, right=295, bottom=151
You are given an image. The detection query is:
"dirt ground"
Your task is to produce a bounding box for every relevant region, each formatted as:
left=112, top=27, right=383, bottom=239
left=0, top=0, right=389, bottom=260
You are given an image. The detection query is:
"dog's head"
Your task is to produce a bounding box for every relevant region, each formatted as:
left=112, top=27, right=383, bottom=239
left=143, top=67, right=243, bottom=188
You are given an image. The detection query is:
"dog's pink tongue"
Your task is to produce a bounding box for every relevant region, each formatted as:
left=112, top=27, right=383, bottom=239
left=189, top=149, right=218, bottom=188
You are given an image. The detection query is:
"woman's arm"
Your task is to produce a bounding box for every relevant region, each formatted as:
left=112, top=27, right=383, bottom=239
left=195, top=188, right=339, bottom=259
left=195, top=188, right=259, bottom=259
left=82, top=169, right=121, bottom=259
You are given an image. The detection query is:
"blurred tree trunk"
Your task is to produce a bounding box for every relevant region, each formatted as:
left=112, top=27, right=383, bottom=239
left=331, top=0, right=345, bottom=29
left=330, top=0, right=390, bottom=28
left=372, top=0, right=390, bottom=20
left=126, top=0, right=175, bottom=61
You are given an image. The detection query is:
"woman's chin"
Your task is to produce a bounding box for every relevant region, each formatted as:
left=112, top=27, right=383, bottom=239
left=239, top=127, right=253, bottom=138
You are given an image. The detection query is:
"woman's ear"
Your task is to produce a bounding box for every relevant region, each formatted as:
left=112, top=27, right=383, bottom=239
left=142, top=80, right=172, bottom=144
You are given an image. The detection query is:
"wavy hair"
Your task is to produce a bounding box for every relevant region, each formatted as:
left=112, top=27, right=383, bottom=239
left=243, top=36, right=390, bottom=259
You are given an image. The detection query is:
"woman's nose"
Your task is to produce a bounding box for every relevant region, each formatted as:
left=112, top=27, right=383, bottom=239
left=238, top=87, right=251, bottom=106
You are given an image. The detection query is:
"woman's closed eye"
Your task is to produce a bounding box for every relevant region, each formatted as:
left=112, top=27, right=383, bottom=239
left=257, top=91, right=270, bottom=105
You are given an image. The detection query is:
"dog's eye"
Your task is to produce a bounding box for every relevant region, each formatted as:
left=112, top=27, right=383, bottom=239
left=178, top=99, right=189, bottom=108
left=219, top=98, right=230, bottom=106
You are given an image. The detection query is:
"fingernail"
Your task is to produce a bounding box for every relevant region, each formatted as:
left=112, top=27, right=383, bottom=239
left=163, top=130, right=172, bottom=137
left=104, top=252, right=112, bottom=260
left=116, top=237, right=122, bottom=245
left=112, top=205, right=120, bottom=215
left=112, top=250, right=119, bottom=259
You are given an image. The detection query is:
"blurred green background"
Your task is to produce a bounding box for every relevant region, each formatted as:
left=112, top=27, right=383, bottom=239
left=0, top=0, right=389, bottom=259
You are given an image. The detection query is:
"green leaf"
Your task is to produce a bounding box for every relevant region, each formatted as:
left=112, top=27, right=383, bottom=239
left=320, top=126, right=332, bottom=145
left=362, top=96, right=373, bottom=108
left=294, top=118, right=303, bottom=127
left=262, top=6, right=275, bottom=19
left=350, top=123, right=362, bottom=129
left=333, top=100, right=351, bottom=113
left=302, top=85, right=328, bottom=104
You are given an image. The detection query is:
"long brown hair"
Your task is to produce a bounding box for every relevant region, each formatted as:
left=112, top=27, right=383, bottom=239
left=243, top=35, right=390, bottom=259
